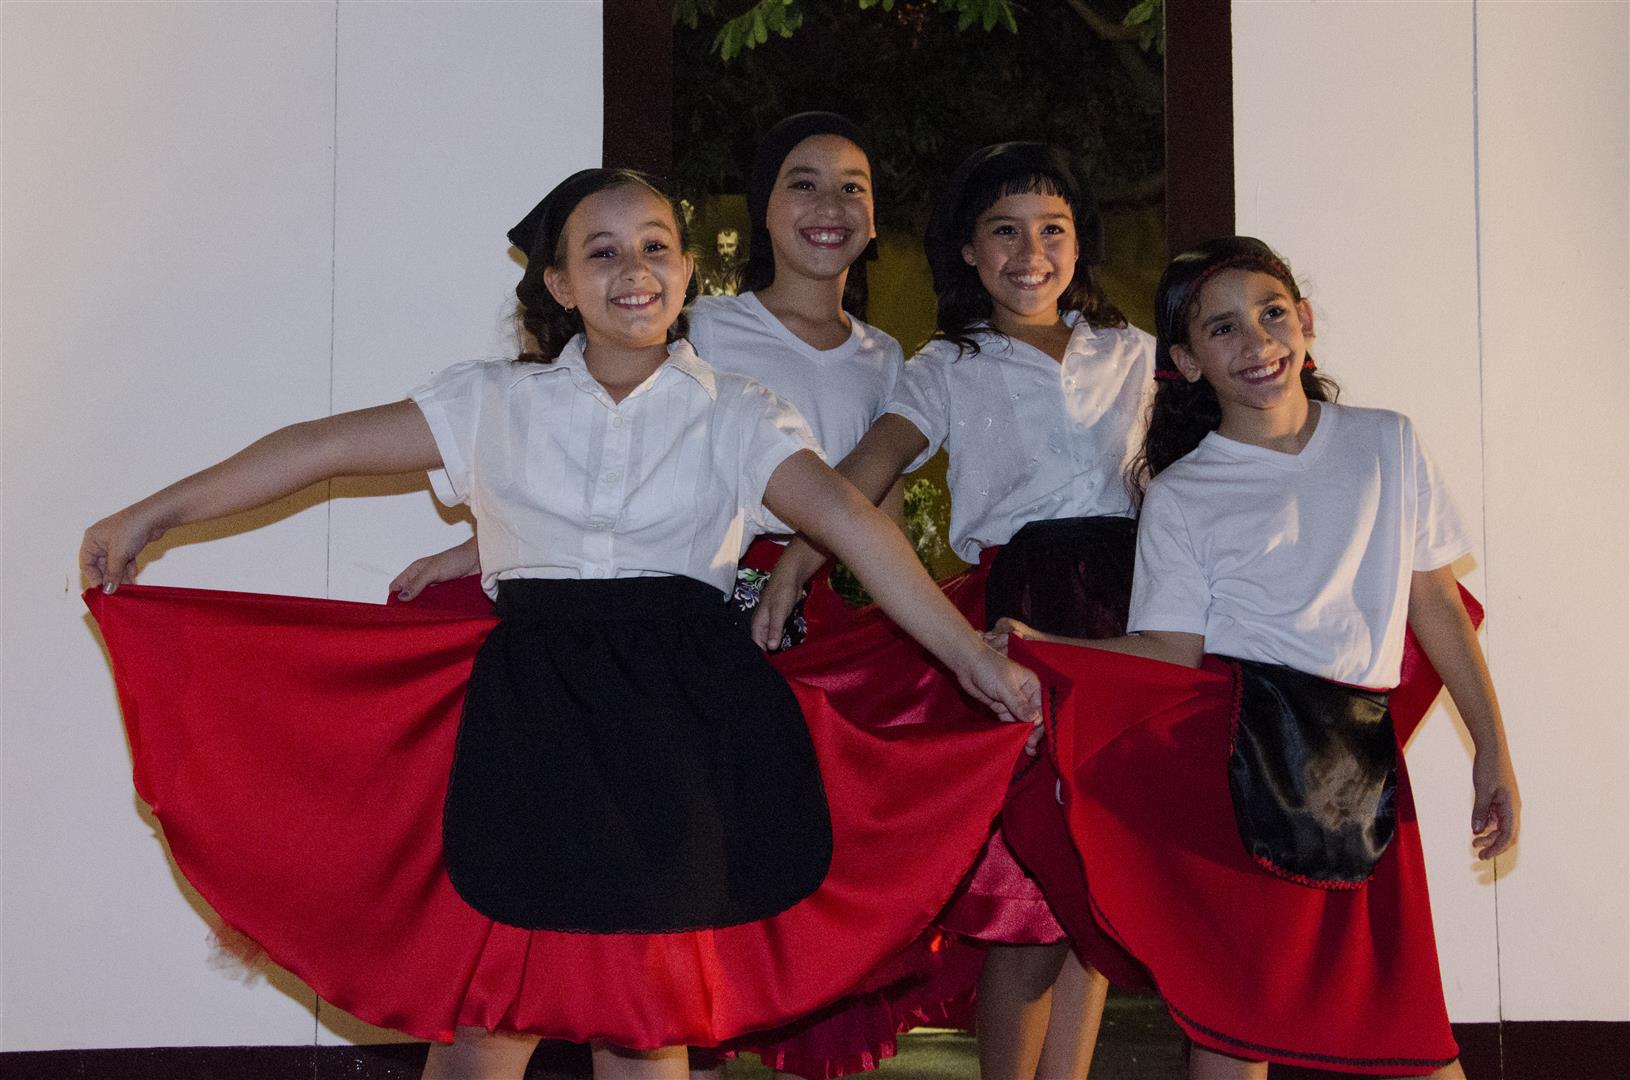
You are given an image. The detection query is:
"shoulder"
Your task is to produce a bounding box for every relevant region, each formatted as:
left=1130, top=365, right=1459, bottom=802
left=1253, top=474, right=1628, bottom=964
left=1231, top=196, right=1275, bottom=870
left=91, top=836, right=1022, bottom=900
left=1324, top=403, right=1415, bottom=448
left=850, top=316, right=905, bottom=365
left=413, top=357, right=532, bottom=398
left=686, top=292, right=747, bottom=324
left=906, top=337, right=970, bottom=369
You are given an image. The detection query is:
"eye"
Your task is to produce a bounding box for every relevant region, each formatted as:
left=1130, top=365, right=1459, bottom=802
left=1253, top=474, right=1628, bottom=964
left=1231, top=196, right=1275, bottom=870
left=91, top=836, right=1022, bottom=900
left=1042, top=224, right=1067, bottom=235
left=1262, top=303, right=1285, bottom=320
left=643, top=240, right=669, bottom=254
left=991, top=224, right=1016, bottom=237
left=842, top=182, right=868, bottom=195
left=589, top=246, right=616, bottom=260
left=1209, top=322, right=1233, bottom=337
left=787, top=179, right=816, bottom=191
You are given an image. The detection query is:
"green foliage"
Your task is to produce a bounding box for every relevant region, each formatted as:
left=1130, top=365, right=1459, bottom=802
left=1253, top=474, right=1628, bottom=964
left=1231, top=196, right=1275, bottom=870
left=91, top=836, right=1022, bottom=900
left=695, top=0, right=1018, bottom=61
left=1122, top=0, right=1164, bottom=54
left=672, top=0, right=1165, bottom=224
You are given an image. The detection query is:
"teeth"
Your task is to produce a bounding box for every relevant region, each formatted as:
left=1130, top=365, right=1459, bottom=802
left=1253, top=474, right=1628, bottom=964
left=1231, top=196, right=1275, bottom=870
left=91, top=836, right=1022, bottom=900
left=1239, top=358, right=1286, bottom=382
left=612, top=293, right=657, bottom=307
left=804, top=229, right=848, bottom=245
left=1010, top=273, right=1048, bottom=286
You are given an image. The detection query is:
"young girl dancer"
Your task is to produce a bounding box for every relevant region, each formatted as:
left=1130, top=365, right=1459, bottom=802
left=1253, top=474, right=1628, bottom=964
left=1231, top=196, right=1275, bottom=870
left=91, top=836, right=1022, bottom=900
left=760, top=142, right=1154, bottom=1080
left=80, top=169, right=1043, bottom=1080
left=995, top=236, right=1520, bottom=1078
left=392, top=112, right=906, bottom=649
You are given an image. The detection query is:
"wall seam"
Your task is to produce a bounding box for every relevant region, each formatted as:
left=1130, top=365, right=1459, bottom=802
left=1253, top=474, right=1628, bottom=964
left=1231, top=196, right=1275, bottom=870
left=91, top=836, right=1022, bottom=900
left=317, top=1, right=340, bottom=1055
left=1469, top=2, right=1506, bottom=1068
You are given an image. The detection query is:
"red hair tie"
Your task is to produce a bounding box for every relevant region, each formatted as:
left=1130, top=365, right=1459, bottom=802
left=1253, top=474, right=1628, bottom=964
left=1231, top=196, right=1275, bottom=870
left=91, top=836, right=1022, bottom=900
left=1154, top=368, right=1186, bottom=382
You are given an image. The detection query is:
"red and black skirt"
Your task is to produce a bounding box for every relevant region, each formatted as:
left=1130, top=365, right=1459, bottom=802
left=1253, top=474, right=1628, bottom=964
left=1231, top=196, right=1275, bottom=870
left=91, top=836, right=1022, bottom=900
left=84, top=577, right=1031, bottom=1049
left=1014, top=634, right=1469, bottom=1076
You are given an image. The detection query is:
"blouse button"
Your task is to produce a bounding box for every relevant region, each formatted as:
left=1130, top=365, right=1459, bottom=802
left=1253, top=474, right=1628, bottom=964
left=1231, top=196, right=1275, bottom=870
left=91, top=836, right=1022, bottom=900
left=611, top=415, right=625, bottom=429
left=603, top=471, right=621, bottom=484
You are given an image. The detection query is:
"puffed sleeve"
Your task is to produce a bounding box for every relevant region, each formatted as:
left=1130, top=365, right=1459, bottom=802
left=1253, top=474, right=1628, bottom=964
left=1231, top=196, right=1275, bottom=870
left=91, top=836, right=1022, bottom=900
left=1126, top=480, right=1213, bottom=636
left=408, top=359, right=495, bottom=507
left=734, top=379, right=824, bottom=533
left=884, top=342, right=953, bottom=473
left=1402, top=414, right=1473, bottom=571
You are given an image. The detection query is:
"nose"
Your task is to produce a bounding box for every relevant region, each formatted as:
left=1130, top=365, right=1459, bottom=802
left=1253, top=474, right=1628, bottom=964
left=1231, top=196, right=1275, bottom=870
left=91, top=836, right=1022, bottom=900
left=1018, top=229, right=1044, bottom=259
left=1242, top=321, right=1273, bottom=356
left=619, top=248, right=649, bottom=280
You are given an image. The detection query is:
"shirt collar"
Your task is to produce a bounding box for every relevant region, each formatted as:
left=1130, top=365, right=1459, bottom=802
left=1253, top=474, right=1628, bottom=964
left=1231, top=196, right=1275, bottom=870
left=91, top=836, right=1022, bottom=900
left=509, top=334, right=718, bottom=400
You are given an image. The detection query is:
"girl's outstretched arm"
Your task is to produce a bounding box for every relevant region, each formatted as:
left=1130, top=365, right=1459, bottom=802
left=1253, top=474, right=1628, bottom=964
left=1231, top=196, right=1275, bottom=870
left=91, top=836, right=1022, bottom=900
left=753, top=413, right=929, bottom=649
left=1408, top=564, right=1520, bottom=859
left=763, top=449, right=1040, bottom=726
left=988, top=618, right=1205, bottom=670
left=392, top=534, right=481, bottom=601
left=81, top=402, right=441, bottom=592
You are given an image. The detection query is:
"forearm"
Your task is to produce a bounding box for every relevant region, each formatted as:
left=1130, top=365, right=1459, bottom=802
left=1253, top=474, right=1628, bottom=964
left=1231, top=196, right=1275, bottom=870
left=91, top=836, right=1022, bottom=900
left=769, top=454, right=983, bottom=675
left=1409, top=567, right=1509, bottom=754
left=133, top=403, right=439, bottom=530
left=1021, top=626, right=1204, bottom=668
left=832, top=413, right=928, bottom=509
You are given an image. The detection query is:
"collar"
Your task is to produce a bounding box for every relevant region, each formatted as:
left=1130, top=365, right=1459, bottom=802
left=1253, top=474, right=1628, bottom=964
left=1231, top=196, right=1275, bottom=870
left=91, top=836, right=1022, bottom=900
left=509, top=335, right=718, bottom=400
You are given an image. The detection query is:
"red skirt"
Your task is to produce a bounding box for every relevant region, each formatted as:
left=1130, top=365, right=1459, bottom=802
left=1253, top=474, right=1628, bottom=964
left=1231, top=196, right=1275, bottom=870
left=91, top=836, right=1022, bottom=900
left=84, top=580, right=1030, bottom=1050
left=1009, top=592, right=1481, bottom=1076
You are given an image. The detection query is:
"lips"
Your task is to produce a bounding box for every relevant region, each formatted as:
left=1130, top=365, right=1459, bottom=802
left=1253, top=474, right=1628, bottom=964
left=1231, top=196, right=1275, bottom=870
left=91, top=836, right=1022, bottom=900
left=1006, top=271, right=1052, bottom=289
left=1236, top=356, right=1289, bottom=383
left=799, top=227, right=851, bottom=249
left=610, top=292, right=660, bottom=310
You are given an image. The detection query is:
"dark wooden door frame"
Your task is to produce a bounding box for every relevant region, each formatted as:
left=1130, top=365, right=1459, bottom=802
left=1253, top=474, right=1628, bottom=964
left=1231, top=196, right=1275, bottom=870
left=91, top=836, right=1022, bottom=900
left=602, top=0, right=1235, bottom=255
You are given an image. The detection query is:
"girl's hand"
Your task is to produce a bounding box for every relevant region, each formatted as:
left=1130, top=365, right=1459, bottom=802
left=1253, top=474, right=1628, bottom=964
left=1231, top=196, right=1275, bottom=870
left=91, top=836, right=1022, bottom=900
left=1471, top=745, right=1520, bottom=860
left=750, top=565, right=806, bottom=652
left=391, top=536, right=480, bottom=601
left=956, top=644, right=1044, bottom=753
left=80, top=503, right=169, bottom=593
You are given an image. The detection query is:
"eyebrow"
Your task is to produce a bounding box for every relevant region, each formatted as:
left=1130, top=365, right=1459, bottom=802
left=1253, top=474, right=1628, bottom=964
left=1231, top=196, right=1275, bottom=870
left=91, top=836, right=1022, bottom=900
left=980, top=212, right=1073, bottom=224
left=581, top=220, right=674, bottom=245
left=784, top=165, right=870, bottom=179
left=1199, top=291, right=1290, bottom=327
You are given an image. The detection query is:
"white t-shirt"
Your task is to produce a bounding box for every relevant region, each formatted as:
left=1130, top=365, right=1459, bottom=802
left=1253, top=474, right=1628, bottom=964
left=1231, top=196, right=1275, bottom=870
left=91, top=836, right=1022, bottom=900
left=884, top=312, right=1155, bottom=562
left=410, top=336, right=819, bottom=598
left=687, top=292, right=903, bottom=463
left=1127, top=403, right=1471, bottom=688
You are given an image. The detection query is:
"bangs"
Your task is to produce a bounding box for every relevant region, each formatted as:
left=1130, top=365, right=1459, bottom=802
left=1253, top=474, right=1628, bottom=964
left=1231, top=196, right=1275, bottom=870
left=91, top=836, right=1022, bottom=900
left=964, top=170, right=1075, bottom=229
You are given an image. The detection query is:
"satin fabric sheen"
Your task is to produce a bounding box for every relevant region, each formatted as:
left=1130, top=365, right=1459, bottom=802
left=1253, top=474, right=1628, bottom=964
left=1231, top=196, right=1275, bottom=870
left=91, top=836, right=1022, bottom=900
left=1008, top=586, right=1483, bottom=1076
left=85, top=580, right=1030, bottom=1050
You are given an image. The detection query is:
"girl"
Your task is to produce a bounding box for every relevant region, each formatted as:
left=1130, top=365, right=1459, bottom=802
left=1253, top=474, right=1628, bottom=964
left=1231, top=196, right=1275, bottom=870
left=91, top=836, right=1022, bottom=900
left=393, top=111, right=907, bottom=649
left=759, top=142, right=1155, bottom=1080
left=995, top=236, right=1520, bottom=1078
left=80, top=169, right=1043, bottom=1080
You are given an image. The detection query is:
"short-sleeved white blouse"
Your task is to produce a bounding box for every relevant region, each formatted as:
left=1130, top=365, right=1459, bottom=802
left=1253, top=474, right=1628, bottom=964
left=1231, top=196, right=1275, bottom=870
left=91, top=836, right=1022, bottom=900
left=410, top=336, right=820, bottom=597
left=883, top=312, right=1155, bottom=562
left=1127, top=403, right=1471, bottom=688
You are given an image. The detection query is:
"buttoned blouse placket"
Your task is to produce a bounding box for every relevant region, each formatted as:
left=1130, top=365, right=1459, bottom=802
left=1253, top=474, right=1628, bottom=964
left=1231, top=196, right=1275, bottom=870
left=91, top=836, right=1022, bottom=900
left=574, top=366, right=635, bottom=579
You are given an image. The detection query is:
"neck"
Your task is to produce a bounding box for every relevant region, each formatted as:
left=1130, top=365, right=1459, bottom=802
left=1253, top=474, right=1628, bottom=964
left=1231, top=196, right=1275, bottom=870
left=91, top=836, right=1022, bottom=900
left=991, top=309, right=1072, bottom=363
left=581, top=337, right=669, bottom=403
left=1218, top=394, right=1318, bottom=453
left=755, top=273, right=852, bottom=348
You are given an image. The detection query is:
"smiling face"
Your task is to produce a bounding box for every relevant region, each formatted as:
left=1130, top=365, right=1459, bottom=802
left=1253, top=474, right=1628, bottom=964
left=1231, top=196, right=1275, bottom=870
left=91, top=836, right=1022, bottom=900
left=542, top=183, right=694, bottom=353
left=960, top=191, right=1078, bottom=332
left=762, top=134, right=876, bottom=285
left=1171, top=268, right=1316, bottom=419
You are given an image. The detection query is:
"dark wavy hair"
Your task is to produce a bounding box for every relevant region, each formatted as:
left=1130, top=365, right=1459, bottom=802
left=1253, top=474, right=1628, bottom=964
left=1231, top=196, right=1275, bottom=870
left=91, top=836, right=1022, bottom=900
left=928, top=145, right=1125, bottom=357
left=1129, top=236, right=1340, bottom=499
left=510, top=169, right=695, bottom=364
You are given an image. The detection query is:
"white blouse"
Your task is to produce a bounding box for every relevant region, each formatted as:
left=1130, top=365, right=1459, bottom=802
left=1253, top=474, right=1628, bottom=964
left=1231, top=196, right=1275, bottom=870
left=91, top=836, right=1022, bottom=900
left=687, top=291, right=903, bottom=463
left=885, top=312, right=1155, bottom=562
left=1128, top=404, right=1472, bottom=688
left=410, top=336, right=819, bottom=597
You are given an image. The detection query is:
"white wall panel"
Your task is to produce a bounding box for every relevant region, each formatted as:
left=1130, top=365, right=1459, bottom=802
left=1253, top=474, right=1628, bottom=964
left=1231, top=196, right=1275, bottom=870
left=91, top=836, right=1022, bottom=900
left=326, top=0, right=602, bottom=605
left=1, top=0, right=604, bottom=1051
left=1473, top=0, right=1629, bottom=1021
left=1, top=0, right=338, bottom=1048
left=1232, top=0, right=1500, bottom=1022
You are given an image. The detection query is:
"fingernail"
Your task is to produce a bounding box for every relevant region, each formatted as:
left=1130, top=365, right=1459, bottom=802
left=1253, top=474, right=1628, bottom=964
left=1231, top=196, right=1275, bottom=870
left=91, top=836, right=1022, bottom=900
left=103, top=582, right=115, bottom=594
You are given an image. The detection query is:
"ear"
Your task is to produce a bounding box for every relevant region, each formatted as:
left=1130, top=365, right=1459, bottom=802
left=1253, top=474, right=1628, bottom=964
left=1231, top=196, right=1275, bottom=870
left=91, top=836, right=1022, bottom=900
left=1170, top=343, right=1204, bottom=383
left=542, top=265, right=574, bottom=312
left=1296, top=297, right=1316, bottom=339
left=962, top=243, right=977, bottom=268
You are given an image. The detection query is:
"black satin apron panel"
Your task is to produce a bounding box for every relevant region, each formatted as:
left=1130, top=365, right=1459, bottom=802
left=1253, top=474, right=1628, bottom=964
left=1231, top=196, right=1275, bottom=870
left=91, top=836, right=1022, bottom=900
left=985, top=516, right=1138, bottom=636
left=1225, top=659, right=1397, bottom=888
left=443, top=576, right=832, bottom=933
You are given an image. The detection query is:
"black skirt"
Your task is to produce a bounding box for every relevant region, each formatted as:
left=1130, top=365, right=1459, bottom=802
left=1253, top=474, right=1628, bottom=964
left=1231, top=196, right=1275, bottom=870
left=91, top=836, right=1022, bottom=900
left=984, top=516, right=1138, bottom=636
left=442, top=575, right=833, bottom=933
